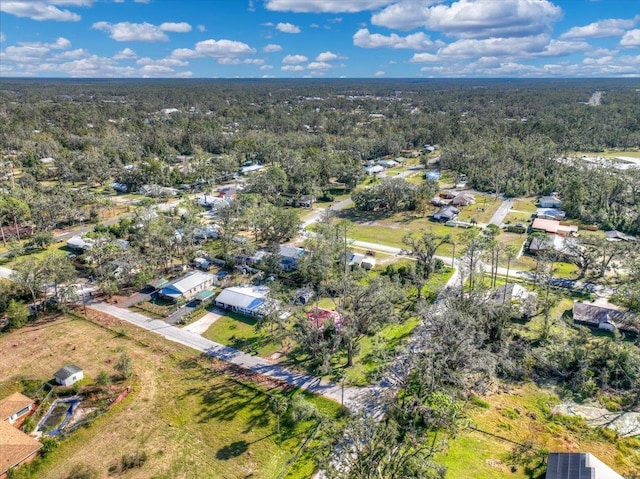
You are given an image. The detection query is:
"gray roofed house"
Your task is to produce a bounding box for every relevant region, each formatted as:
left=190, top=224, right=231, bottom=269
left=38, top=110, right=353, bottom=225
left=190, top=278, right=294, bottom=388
left=572, top=302, right=637, bottom=336
left=604, top=230, right=636, bottom=242
left=215, top=285, right=276, bottom=318
left=54, top=365, right=84, bottom=387
left=433, top=205, right=460, bottom=222
left=451, top=193, right=476, bottom=206
left=159, top=271, right=216, bottom=301
left=545, top=453, right=623, bottom=479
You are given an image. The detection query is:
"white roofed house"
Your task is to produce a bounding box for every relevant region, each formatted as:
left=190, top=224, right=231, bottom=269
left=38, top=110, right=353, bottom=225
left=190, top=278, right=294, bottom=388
left=159, top=271, right=216, bottom=302
left=215, top=285, right=278, bottom=318
left=538, top=195, right=562, bottom=208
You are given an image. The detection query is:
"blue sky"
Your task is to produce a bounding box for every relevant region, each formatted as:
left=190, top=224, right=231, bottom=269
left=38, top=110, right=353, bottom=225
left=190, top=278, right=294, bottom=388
left=1, top=0, right=639, bottom=78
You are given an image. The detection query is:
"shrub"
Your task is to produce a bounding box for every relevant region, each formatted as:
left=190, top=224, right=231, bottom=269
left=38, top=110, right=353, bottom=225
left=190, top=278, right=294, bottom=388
left=108, top=451, right=147, bottom=475
left=66, top=464, right=99, bottom=479
left=469, top=395, right=490, bottom=409
left=120, top=451, right=147, bottom=471
left=21, top=416, right=36, bottom=434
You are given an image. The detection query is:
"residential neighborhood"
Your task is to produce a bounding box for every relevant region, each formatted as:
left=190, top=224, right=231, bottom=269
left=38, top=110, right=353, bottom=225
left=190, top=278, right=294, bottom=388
left=1, top=76, right=639, bottom=479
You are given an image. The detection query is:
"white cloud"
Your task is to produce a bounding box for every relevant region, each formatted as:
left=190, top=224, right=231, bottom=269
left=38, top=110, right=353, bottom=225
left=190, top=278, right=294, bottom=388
left=17, top=37, right=72, bottom=50
left=561, top=18, right=638, bottom=40
left=92, top=21, right=191, bottom=42
left=265, top=0, right=393, bottom=13
left=0, top=1, right=82, bottom=22
left=159, top=22, right=192, bottom=33
left=47, top=0, right=94, bottom=5
left=193, top=39, right=256, bottom=57
left=353, top=28, right=439, bottom=50
left=170, top=38, right=256, bottom=63
left=281, top=65, right=305, bottom=71
left=0, top=33, right=5, bottom=43
left=307, top=61, right=333, bottom=70
left=375, top=70, right=385, bottom=76
left=439, top=34, right=549, bottom=59
left=53, top=48, right=89, bottom=60
left=113, top=47, right=137, bottom=60
left=260, top=65, right=273, bottom=70
left=276, top=22, right=301, bottom=33
left=263, top=43, right=283, bottom=52
left=138, top=65, right=176, bottom=76
left=282, top=54, right=308, bottom=64
left=372, top=0, right=562, bottom=38
left=409, top=53, right=439, bottom=63
left=535, top=39, right=590, bottom=57
left=93, top=22, right=169, bottom=42
left=316, top=51, right=339, bottom=61
left=197, top=25, right=206, bottom=32
left=621, top=29, right=640, bottom=47
left=170, top=48, right=200, bottom=60
left=136, top=57, right=189, bottom=67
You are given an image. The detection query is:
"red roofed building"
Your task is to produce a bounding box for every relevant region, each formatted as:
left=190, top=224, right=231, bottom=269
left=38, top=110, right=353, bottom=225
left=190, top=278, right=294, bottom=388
left=306, top=309, right=342, bottom=329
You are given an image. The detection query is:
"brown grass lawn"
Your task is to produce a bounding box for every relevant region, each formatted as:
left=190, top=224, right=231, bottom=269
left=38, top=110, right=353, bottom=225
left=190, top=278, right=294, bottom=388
left=0, top=314, right=338, bottom=479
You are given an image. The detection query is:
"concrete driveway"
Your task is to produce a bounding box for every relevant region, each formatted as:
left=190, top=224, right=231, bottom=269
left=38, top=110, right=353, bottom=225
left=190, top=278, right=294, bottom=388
left=183, top=309, right=224, bottom=334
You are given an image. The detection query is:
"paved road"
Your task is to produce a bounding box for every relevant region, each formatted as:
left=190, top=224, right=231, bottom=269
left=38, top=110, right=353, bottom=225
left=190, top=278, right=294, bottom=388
left=88, top=301, right=364, bottom=407
left=488, top=198, right=514, bottom=226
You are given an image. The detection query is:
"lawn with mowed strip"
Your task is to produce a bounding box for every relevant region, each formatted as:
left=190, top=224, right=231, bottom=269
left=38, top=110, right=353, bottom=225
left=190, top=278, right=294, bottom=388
left=0, top=314, right=339, bottom=479
left=439, top=382, right=639, bottom=478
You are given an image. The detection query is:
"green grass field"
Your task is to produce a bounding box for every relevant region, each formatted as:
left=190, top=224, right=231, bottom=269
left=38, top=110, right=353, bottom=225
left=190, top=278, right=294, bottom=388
left=0, top=314, right=339, bottom=479
left=440, top=381, right=639, bottom=478
left=512, top=199, right=539, bottom=213
left=203, top=311, right=282, bottom=358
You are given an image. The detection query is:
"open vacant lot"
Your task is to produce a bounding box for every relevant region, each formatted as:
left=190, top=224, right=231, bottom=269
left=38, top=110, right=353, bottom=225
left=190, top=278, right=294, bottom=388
left=440, top=382, right=640, bottom=478
left=0, top=314, right=339, bottom=479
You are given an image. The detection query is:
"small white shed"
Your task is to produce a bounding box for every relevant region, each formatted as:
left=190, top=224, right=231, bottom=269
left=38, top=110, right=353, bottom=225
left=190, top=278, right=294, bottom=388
left=54, top=365, right=84, bottom=387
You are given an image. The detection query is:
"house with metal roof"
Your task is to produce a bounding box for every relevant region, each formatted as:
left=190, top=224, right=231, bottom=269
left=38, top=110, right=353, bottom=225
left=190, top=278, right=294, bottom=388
left=54, top=365, right=84, bottom=387
left=215, top=285, right=276, bottom=318
left=545, top=453, right=623, bottom=479
left=539, top=196, right=562, bottom=208
left=159, top=271, right=216, bottom=302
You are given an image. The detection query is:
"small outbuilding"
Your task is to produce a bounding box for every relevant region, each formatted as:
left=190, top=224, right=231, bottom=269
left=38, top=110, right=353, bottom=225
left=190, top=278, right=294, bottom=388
left=54, top=365, right=84, bottom=387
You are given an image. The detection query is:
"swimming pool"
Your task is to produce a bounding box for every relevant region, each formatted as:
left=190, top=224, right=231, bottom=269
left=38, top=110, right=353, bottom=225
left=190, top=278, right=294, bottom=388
left=37, top=397, right=81, bottom=436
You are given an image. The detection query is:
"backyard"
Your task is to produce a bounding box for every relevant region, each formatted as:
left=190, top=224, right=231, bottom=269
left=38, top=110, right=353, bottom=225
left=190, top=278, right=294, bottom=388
left=0, top=313, right=340, bottom=479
